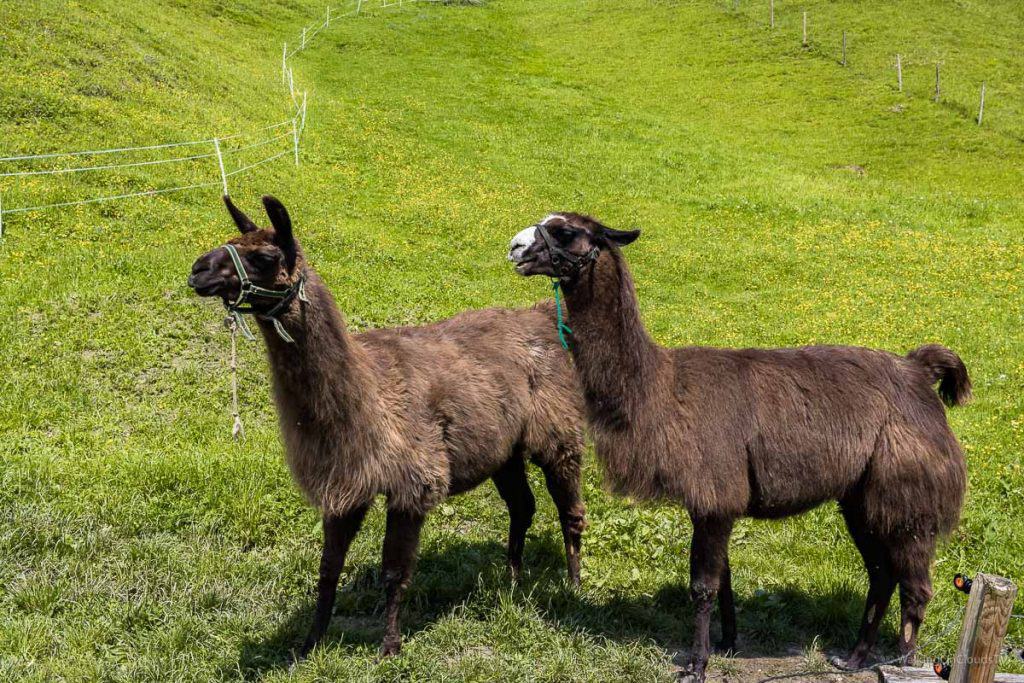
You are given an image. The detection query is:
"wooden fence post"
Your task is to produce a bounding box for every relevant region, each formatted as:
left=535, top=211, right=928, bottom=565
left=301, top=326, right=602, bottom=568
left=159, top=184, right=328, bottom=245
left=841, top=31, right=847, bottom=66
left=977, top=82, right=986, bottom=125
left=896, top=54, right=903, bottom=91
left=880, top=574, right=1023, bottom=683
left=949, top=574, right=1017, bottom=683
left=934, top=63, right=941, bottom=102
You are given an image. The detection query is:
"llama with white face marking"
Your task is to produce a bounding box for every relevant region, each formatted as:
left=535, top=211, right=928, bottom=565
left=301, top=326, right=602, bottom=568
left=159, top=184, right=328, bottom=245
left=509, top=212, right=969, bottom=681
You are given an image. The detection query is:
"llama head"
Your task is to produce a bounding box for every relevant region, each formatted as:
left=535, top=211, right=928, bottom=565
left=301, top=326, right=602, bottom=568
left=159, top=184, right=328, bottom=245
left=188, top=195, right=303, bottom=307
left=508, top=212, right=640, bottom=281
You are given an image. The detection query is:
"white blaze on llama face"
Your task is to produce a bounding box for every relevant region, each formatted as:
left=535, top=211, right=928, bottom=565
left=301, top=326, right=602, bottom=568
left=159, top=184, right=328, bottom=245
left=507, top=226, right=539, bottom=263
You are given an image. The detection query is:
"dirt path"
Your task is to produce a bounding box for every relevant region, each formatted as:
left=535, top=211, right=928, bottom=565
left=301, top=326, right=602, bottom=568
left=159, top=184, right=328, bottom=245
left=706, top=655, right=879, bottom=682
left=668, top=648, right=882, bottom=683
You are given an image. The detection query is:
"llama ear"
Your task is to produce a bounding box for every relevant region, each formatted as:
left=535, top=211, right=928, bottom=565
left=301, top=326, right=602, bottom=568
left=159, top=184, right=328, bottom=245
left=602, top=226, right=641, bottom=246
left=223, top=195, right=259, bottom=234
left=262, top=195, right=297, bottom=270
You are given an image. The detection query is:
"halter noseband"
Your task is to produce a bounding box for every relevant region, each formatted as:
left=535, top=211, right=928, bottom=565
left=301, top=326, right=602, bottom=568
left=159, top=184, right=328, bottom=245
left=222, top=243, right=308, bottom=343
left=535, top=223, right=600, bottom=279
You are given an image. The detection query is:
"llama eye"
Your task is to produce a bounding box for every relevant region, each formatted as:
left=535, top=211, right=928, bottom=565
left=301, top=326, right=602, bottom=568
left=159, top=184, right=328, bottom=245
left=250, top=252, right=278, bottom=267
left=550, top=227, right=574, bottom=242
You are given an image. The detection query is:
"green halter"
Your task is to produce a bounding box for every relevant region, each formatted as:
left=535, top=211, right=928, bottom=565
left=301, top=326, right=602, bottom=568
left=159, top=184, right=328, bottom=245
left=222, top=243, right=308, bottom=343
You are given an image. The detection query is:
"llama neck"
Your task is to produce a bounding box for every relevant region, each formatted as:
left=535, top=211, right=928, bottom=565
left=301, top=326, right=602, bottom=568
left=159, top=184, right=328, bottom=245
left=254, top=270, right=379, bottom=426
left=562, top=249, right=659, bottom=429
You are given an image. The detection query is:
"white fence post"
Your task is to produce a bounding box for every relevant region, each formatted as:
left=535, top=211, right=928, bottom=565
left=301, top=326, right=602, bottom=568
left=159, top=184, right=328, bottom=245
left=302, top=26, right=307, bottom=49
left=213, top=138, right=228, bottom=196
left=802, top=11, right=808, bottom=47
left=769, top=0, right=774, bottom=28
left=977, top=81, right=986, bottom=125
left=300, top=92, right=308, bottom=131
left=282, top=42, right=287, bottom=82
left=357, top=0, right=363, bottom=14
left=0, top=192, right=4, bottom=238
left=292, top=119, right=300, bottom=166
left=896, top=54, right=903, bottom=91
left=326, top=6, right=331, bottom=27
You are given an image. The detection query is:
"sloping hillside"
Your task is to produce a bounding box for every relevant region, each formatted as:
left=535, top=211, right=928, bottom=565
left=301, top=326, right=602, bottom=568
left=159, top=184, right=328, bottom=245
left=1, top=1, right=1022, bottom=680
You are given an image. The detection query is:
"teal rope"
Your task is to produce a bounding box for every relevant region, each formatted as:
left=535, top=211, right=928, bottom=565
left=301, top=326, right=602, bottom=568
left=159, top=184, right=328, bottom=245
left=551, top=279, right=572, bottom=350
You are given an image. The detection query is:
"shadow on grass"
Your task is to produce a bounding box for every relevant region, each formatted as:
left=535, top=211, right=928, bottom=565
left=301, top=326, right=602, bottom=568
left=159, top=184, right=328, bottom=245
left=229, top=534, right=889, bottom=679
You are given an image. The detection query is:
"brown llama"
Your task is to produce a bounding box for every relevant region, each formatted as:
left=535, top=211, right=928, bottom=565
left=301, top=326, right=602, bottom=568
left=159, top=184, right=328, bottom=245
left=508, top=213, right=970, bottom=681
left=188, top=196, right=588, bottom=658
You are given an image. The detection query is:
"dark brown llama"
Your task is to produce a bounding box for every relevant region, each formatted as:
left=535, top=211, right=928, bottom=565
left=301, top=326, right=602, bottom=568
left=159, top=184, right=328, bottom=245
left=189, top=196, right=588, bottom=658
left=508, top=213, right=970, bottom=681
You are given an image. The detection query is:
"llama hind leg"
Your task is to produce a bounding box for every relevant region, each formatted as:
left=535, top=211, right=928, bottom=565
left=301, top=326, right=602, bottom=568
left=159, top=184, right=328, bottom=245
left=687, top=516, right=734, bottom=682
left=380, top=507, right=426, bottom=657
left=492, top=456, right=536, bottom=581
left=834, top=504, right=897, bottom=670
left=538, top=454, right=586, bottom=587
left=890, top=537, right=936, bottom=665
left=299, top=504, right=371, bottom=659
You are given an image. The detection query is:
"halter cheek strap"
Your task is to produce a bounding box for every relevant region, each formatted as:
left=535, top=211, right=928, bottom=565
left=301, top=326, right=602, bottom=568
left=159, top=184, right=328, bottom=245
left=532, top=224, right=599, bottom=350
left=222, top=243, right=308, bottom=343
left=535, top=224, right=599, bottom=279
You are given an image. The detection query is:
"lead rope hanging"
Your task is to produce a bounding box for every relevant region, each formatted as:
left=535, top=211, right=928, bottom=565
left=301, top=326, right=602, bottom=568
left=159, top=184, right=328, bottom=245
left=225, top=314, right=244, bottom=440
left=551, top=279, right=572, bottom=350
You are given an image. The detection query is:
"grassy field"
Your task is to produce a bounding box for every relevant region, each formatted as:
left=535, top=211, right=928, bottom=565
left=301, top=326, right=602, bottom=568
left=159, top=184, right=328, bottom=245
left=2, top=0, right=1023, bottom=680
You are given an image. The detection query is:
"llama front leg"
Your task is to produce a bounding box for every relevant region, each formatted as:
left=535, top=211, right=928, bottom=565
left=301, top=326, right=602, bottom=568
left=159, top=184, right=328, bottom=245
left=716, top=558, right=736, bottom=653
left=492, top=457, right=536, bottom=581
left=380, top=507, right=426, bottom=656
left=299, top=504, right=371, bottom=658
left=686, top=516, right=733, bottom=682
left=539, top=461, right=586, bottom=587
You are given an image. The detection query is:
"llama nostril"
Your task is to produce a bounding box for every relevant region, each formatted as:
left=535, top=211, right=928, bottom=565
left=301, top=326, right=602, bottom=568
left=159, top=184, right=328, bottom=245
left=187, top=274, right=198, bottom=288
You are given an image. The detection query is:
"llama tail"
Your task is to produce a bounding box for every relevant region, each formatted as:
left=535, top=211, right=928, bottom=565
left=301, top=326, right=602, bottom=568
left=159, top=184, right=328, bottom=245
left=906, top=344, right=972, bottom=407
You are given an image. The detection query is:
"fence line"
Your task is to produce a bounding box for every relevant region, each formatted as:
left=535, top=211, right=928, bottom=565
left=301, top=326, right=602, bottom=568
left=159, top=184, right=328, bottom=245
left=228, top=150, right=293, bottom=178
left=727, top=1, right=1004, bottom=132
left=0, top=131, right=292, bottom=183
left=0, top=137, right=218, bottom=164
left=0, top=0, right=428, bottom=231
left=2, top=180, right=225, bottom=215
left=0, top=118, right=297, bottom=166
left=224, top=132, right=293, bottom=156
left=0, top=150, right=219, bottom=179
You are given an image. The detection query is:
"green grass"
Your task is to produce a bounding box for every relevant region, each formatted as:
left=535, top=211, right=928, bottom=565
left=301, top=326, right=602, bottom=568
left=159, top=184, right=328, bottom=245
left=2, top=0, right=1024, bottom=680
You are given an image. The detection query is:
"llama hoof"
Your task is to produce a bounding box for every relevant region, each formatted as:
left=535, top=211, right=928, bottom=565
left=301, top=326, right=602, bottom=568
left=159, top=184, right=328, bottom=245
left=714, top=639, right=736, bottom=655
left=830, top=654, right=864, bottom=671
left=677, top=660, right=707, bottom=682
left=380, top=639, right=402, bottom=657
